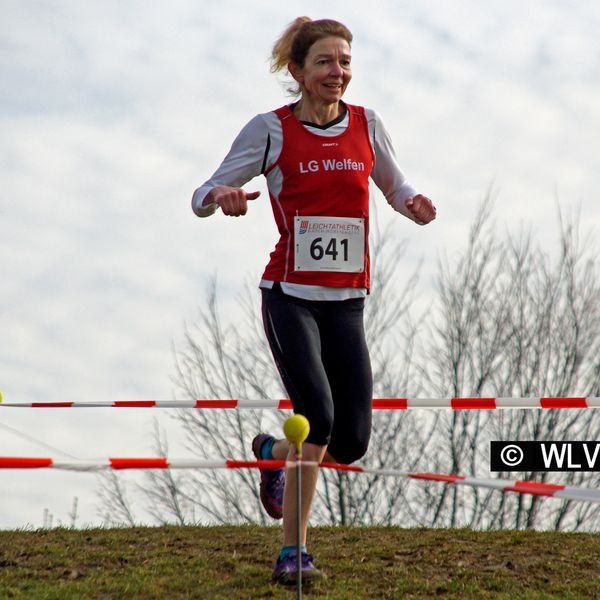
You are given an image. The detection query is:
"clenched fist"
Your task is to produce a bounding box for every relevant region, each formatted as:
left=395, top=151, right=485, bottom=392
left=405, top=194, right=436, bottom=224
left=206, top=185, right=261, bottom=217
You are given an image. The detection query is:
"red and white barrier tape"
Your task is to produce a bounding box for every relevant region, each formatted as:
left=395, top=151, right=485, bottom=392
left=1, top=456, right=598, bottom=504
left=1, top=397, right=599, bottom=410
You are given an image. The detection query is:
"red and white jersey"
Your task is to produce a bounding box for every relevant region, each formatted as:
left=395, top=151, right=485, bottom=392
left=192, top=101, right=420, bottom=299
left=262, top=104, right=374, bottom=288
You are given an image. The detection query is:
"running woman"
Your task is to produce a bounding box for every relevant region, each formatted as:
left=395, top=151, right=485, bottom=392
left=191, top=17, right=436, bottom=585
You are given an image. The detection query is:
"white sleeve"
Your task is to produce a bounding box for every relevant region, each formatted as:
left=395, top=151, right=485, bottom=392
left=191, top=114, right=269, bottom=217
left=367, top=109, right=420, bottom=223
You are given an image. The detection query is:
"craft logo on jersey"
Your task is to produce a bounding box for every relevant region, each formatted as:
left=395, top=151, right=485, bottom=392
left=299, top=219, right=310, bottom=234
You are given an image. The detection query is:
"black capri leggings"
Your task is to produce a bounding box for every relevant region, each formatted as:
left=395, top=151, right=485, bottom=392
left=261, top=284, right=373, bottom=464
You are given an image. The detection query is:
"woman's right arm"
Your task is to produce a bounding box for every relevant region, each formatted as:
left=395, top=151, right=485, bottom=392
left=191, top=114, right=269, bottom=217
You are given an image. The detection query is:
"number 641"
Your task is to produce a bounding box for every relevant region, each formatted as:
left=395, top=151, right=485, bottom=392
left=309, top=237, right=349, bottom=261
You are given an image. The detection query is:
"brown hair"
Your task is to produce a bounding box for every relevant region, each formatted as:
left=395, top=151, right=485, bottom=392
left=270, top=17, right=353, bottom=95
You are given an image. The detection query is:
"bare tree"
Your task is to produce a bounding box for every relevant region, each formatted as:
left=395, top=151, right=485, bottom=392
left=97, top=472, right=137, bottom=527
left=141, top=420, right=194, bottom=525
left=414, top=198, right=600, bottom=531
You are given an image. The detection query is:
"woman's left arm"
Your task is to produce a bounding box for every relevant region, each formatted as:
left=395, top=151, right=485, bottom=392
left=368, top=110, right=436, bottom=225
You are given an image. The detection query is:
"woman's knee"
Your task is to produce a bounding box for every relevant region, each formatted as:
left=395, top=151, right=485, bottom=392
left=302, top=409, right=334, bottom=448
left=327, top=433, right=370, bottom=464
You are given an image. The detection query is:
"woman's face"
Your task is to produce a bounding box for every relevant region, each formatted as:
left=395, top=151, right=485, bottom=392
left=291, top=36, right=352, bottom=105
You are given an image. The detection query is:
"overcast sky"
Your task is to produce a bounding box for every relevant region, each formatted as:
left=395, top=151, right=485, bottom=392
left=1, top=0, right=599, bottom=528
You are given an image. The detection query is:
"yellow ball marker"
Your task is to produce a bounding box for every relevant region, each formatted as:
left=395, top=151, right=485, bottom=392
left=283, top=414, right=310, bottom=452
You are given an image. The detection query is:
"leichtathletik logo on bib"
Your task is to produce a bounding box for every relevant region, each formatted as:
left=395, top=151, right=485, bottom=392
left=294, top=215, right=365, bottom=272
left=298, top=219, right=310, bottom=235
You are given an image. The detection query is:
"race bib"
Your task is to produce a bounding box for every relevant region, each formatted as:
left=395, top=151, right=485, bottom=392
left=294, top=216, right=365, bottom=272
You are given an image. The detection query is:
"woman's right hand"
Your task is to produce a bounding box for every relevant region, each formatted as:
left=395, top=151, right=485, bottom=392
left=205, top=185, right=261, bottom=217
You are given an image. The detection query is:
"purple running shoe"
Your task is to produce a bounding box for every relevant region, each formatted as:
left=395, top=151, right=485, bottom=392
left=272, top=552, right=325, bottom=585
left=252, top=434, right=285, bottom=519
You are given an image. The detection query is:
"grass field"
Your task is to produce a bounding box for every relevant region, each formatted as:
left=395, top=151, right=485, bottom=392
left=1, top=524, right=600, bottom=598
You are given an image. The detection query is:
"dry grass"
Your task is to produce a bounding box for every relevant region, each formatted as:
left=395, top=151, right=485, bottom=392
left=1, top=524, right=600, bottom=598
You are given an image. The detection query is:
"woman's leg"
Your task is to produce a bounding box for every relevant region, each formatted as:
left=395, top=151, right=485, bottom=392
left=261, top=287, right=336, bottom=448
left=320, top=298, right=373, bottom=464
left=261, top=288, right=334, bottom=580
left=281, top=442, right=327, bottom=547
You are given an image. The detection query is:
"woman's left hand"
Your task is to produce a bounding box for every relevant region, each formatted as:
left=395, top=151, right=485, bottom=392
left=405, top=194, right=437, bottom=224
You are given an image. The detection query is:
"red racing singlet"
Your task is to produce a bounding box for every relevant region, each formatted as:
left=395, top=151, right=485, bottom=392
left=262, top=103, right=375, bottom=288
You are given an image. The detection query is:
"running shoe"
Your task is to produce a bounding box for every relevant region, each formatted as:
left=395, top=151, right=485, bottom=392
left=272, top=552, right=325, bottom=585
left=252, top=433, right=285, bottom=519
